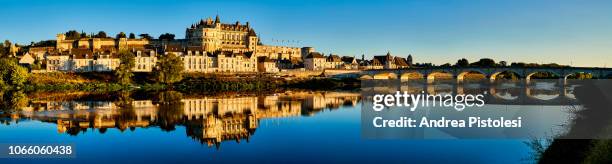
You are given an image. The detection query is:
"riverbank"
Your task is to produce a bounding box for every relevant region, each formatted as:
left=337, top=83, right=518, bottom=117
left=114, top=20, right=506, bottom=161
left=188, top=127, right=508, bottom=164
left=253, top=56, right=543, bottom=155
left=18, top=72, right=360, bottom=92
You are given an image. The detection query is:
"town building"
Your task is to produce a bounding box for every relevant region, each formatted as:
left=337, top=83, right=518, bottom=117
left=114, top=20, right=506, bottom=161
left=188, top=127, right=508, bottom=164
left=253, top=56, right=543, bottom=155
left=257, top=56, right=279, bottom=73
left=45, top=49, right=119, bottom=72
left=133, top=50, right=157, bottom=72
left=304, top=52, right=326, bottom=70
left=18, top=53, right=35, bottom=65
left=372, top=52, right=410, bottom=69
left=325, top=55, right=343, bottom=69
left=183, top=15, right=306, bottom=60
left=341, top=56, right=359, bottom=69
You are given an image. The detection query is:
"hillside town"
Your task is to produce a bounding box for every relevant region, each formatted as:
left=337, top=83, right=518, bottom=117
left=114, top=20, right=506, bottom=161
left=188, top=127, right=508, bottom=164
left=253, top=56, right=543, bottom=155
left=8, top=15, right=414, bottom=74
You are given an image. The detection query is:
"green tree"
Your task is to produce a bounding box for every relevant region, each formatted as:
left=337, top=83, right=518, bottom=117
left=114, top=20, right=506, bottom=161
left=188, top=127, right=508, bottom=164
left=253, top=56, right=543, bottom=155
left=471, top=58, right=496, bottom=67
left=0, top=59, right=29, bottom=88
left=155, top=53, right=184, bottom=84
left=80, top=32, right=88, bottom=38
left=65, top=30, right=81, bottom=39
left=114, top=51, right=136, bottom=85
left=456, top=58, right=469, bottom=67
left=153, top=91, right=184, bottom=131
left=31, top=57, right=42, bottom=70
left=4, top=40, right=11, bottom=47
left=116, top=32, right=127, bottom=38
left=0, top=43, right=6, bottom=58
left=128, top=33, right=136, bottom=39
left=159, top=33, right=175, bottom=40
left=139, top=34, right=153, bottom=40
left=94, top=31, right=108, bottom=38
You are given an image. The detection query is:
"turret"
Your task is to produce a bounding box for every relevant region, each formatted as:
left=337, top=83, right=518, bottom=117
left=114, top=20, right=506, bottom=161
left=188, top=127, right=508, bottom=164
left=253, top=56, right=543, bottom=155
left=56, top=34, right=67, bottom=50
left=407, top=54, right=413, bottom=66
left=215, top=15, right=220, bottom=24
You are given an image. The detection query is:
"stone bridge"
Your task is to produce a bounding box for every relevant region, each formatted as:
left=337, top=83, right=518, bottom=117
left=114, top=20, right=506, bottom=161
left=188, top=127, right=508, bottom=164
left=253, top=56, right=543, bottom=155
left=325, top=67, right=612, bottom=83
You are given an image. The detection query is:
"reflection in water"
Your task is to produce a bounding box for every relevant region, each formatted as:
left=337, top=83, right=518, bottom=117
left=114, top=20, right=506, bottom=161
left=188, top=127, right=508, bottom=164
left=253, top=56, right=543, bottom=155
left=1, top=91, right=360, bottom=149
left=365, top=80, right=578, bottom=106
left=0, top=80, right=589, bottom=162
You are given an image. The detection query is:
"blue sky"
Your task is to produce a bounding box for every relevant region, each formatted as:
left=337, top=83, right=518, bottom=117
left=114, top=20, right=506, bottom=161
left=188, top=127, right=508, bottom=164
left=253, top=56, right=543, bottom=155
left=1, top=0, right=611, bottom=67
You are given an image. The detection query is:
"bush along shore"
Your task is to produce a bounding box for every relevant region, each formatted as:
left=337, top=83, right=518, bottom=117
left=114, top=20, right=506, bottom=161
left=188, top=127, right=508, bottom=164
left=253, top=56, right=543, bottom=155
left=16, top=72, right=360, bottom=92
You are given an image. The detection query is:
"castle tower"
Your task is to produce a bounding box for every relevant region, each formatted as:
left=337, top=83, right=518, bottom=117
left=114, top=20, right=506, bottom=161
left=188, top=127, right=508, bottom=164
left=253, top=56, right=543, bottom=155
left=247, top=29, right=258, bottom=51
left=301, top=47, right=315, bottom=60
left=56, top=34, right=71, bottom=50
left=214, top=15, right=221, bottom=28
left=407, top=54, right=413, bottom=66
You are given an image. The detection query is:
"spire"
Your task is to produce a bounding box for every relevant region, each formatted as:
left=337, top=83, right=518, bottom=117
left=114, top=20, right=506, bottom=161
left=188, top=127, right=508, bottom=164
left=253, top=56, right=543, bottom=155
left=407, top=54, right=413, bottom=65
left=248, top=29, right=257, bottom=37
left=215, top=15, right=220, bottom=24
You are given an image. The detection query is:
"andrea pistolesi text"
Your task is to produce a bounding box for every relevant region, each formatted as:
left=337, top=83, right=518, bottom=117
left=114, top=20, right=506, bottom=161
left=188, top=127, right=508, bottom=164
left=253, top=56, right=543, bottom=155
left=370, top=91, right=523, bottom=128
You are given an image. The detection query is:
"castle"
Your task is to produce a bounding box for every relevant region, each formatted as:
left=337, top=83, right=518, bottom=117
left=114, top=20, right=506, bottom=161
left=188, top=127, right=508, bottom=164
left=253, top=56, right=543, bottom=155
left=22, top=15, right=410, bottom=73
left=54, top=15, right=311, bottom=61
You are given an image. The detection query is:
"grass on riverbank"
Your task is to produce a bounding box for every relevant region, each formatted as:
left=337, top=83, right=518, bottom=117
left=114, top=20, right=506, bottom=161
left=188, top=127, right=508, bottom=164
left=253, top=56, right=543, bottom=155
left=23, top=72, right=359, bottom=92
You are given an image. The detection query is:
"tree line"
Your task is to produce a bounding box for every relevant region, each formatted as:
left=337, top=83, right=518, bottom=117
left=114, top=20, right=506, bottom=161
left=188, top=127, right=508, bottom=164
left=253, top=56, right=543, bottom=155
left=413, top=58, right=567, bottom=68
left=61, top=30, right=175, bottom=40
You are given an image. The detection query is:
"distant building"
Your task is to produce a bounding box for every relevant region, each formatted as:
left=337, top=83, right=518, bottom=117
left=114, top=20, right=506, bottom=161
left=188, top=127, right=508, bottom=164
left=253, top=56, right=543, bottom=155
left=18, top=53, right=35, bottom=65
left=184, top=15, right=306, bottom=60
left=341, top=56, right=358, bottom=69
left=28, top=47, right=55, bottom=59
left=257, top=56, right=279, bottom=73
left=372, top=52, right=409, bottom=69
left=56, top=35, right=149, bottom=52
left=407, top=54, right=413, bottom=66
left=133, top=50, right=157, bottom=72
left=325, top=55, right=343, bottom=69
left=24, top=15, right=356, bottom=74
left=304, top=52, right=326, bottom=70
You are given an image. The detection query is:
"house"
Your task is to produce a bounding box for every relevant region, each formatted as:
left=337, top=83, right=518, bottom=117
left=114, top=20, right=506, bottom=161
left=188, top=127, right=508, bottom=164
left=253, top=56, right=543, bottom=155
left=341, top=56, right=359, bottom=69
left=215, top=51, right=257, bottom=73
left=325, top=55, right=343, bottom=69
left=304, top=52, right=326, bottom=70
left=257, top=56, right=279, bottom=73
left=46, top=51, right=71, bottom=71
left=133, top=50, right=157, bottom=72
left=372, top=52, right=409, bottom=69
left=18, top=53, right=35, bottom=65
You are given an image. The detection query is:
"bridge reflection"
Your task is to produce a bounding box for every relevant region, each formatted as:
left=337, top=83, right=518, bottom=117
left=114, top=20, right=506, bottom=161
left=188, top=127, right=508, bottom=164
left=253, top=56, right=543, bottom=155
left=1, top=92, right=360, bottom=149
left=362, top=79, right=580, bottom=105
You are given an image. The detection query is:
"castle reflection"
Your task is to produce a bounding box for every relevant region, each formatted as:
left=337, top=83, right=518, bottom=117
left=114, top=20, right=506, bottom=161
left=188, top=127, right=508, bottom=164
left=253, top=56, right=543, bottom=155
left=2, top=92, right=360, bottom=148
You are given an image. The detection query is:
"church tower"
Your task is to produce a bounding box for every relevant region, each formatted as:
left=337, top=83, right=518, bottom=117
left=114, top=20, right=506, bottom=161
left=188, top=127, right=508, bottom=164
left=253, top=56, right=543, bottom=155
left=407, top=54, right=413, bottom=66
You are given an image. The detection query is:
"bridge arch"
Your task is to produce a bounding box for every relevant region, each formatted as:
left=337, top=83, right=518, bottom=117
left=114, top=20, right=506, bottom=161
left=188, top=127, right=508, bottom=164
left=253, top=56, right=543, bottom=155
left=373, top=72, right=398, bottom=80
left=399, top=72, right=424, bottom=80
left=490, top=70, right=521, bottom=83
left=563, top=72, right=595, bottom=84
left=426, top=71, right=454, bottom=84
left=564, top=72, right=595, bottom=80
left=457, top=70, right=488, bottom=83
left=526, top=71, right=561, bottom=84
left=359, top=75, right=373, bottom=80
left=526, top=87, right=560, bottom=101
